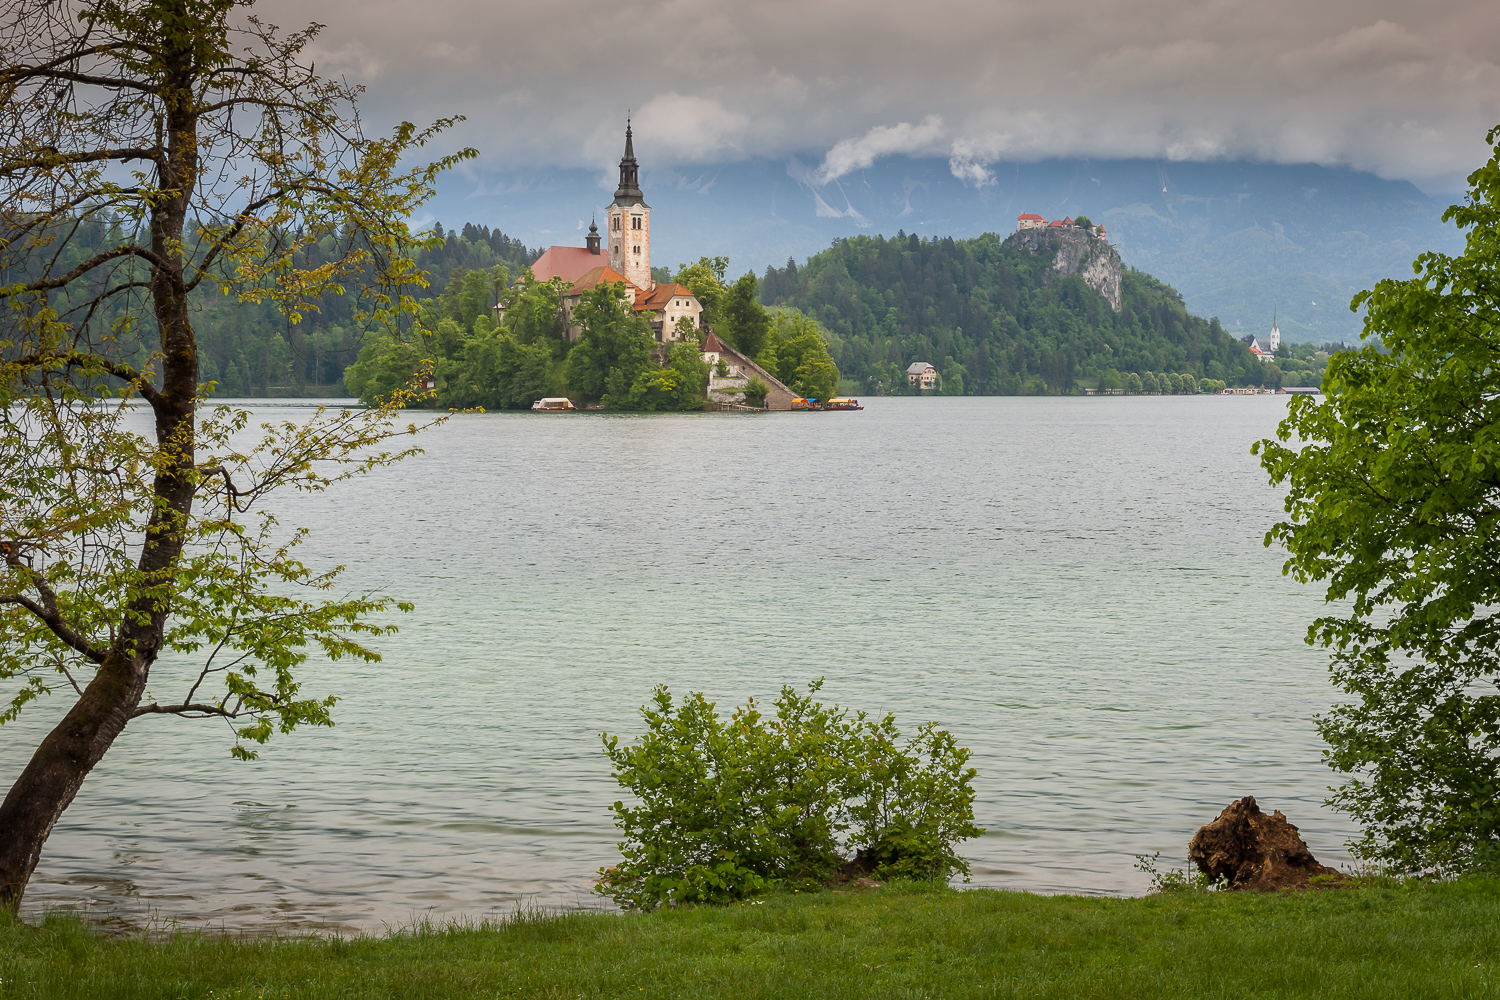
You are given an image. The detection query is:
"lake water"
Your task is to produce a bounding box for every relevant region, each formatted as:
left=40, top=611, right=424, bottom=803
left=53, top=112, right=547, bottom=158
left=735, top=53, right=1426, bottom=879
left=4, top=395, right=1352, bottom=933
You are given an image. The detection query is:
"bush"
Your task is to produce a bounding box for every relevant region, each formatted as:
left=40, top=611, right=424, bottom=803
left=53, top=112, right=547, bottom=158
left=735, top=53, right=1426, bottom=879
left=598, top=681, right=982, bottom=910
left=743, top=376, right=770, bottom=408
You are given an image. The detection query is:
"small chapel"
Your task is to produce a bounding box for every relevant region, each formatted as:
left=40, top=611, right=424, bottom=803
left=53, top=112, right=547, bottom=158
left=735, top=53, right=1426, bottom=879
left=529, top=124, right=703, bottom=343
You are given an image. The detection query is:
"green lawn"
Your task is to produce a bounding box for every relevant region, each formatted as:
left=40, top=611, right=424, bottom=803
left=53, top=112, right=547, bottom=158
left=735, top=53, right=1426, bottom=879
left=3, top=879, right=1499, bottom=999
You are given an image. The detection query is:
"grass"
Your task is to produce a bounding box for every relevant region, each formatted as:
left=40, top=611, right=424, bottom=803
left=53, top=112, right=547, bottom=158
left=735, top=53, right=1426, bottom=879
left=3, top=879, right=1500, bottom=998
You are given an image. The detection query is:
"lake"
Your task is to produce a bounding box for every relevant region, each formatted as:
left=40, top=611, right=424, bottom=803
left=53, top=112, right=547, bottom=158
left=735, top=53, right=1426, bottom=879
left=3, top=395, right=1349, bottom=932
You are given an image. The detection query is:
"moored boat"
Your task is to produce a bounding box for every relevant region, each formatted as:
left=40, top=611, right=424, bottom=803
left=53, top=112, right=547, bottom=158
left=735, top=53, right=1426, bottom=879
left=531, top=397, right=577, bottom=411
left=824, top=397, right=864, bottom=411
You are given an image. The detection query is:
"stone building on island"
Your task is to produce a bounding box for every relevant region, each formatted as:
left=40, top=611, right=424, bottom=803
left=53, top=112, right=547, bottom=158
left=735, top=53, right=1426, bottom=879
left=527, top=124, right=802, bottom=409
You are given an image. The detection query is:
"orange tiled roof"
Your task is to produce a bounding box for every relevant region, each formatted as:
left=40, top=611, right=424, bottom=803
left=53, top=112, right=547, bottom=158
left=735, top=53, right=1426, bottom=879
left=1017, top=213, right=1044, bottom=220
left=532, top=245, right=608, bottom=285
left=700, top=331, right=727, bottom=353
left=564, top=265, right=640, bottom=296
left=633, top=282, right=697, bottom=312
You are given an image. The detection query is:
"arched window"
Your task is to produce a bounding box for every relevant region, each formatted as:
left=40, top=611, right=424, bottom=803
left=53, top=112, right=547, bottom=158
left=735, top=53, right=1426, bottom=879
left=631, top=216, right=642, bottom=230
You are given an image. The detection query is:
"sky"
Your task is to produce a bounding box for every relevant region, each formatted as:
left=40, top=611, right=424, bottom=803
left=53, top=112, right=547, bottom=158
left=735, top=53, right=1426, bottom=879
left=257, top=0, right=1500, bottom=196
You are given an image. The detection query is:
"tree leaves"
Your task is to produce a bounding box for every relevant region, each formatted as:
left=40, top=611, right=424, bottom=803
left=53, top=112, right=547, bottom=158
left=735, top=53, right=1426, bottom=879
left=1259, top=125, right=1500, bottom=874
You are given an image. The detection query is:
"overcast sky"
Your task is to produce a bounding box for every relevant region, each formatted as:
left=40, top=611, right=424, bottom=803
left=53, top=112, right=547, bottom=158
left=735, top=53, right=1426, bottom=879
left=261, top=0, right=1500, bottom=192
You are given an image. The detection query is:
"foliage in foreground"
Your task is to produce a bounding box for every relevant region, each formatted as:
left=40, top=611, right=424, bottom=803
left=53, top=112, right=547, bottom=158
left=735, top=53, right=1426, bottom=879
left=598, top=681, right=982, bottom=909
left=0, top=0, right=465, bottom=909
left=6, top=879, right=1500, bottom=999
left=1258, top=124, right=1500, bottom=875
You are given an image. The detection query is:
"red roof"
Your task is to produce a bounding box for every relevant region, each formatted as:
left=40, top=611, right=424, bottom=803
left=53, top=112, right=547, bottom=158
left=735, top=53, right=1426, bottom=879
left=633, top=282, right=696, bottom=312
left=700, top=331, right=727, bottom=353
left=1046, top=219, right=1065, bottom=228
left=531, top=245, right=607, bottom=285
left=1061, top=217, right=1074, bottom=226
left=1016, top=213, right=1044, bottom=221
left=563, top=265, right=639, bottom=297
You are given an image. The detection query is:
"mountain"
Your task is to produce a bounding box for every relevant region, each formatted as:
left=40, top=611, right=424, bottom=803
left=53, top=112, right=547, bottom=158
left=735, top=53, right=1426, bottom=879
left=430, top=155, right=1464, bottom=343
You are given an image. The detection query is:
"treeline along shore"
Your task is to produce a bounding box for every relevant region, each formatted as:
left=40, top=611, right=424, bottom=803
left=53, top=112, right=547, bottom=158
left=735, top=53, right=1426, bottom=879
left=19, top=214, right=1333, bottom=401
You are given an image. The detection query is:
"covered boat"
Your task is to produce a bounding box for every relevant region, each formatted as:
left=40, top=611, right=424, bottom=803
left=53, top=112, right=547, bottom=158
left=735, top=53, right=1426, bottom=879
left=824, top=398, right=864, bottom=411
left=531, top=397, right=577, bottom=411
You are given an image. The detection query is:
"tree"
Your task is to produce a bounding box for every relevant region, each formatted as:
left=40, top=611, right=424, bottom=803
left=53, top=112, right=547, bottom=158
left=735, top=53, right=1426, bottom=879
left=563, top=282, right=655, bottom=406
left=1257, top=125, right=1500, bottom=874
left=343, top=332, right=425, bottom=405
left=674, top=256, right=727, bottom=327
left=0, top=0, right=471, bottom=909
left=765, top=310, right=839, bottom=402
left=719, top=273, right=770, bottom=359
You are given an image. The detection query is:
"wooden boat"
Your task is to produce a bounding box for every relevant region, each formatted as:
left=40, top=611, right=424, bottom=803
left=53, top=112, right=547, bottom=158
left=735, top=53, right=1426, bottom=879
left=531, top=397, right=577, bottom=411
left=824, top=397, right=864, bottom=411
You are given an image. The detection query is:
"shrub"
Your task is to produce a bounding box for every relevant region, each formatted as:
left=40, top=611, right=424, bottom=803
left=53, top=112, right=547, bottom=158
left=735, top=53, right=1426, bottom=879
left=743, top=376, right=770, bottom=407
left=598, top=681, right=982, bottom=910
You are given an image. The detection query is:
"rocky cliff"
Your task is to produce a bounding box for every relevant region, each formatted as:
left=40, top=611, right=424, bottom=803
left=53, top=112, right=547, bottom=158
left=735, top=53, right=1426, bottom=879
left=1008, top=228, right=1122, bottom=312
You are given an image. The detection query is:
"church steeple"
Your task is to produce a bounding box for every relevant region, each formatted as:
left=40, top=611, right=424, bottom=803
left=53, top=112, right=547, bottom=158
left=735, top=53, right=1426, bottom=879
left=585, top=216, right=600, bottom=254
left=613, top=120, right=644, bottom=204
left=606, top=120, right=651, bottom=289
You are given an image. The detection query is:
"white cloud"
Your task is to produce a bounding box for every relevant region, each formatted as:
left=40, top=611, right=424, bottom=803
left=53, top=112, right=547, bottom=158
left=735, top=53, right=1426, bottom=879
left=816, top=116, right=946, bottom=184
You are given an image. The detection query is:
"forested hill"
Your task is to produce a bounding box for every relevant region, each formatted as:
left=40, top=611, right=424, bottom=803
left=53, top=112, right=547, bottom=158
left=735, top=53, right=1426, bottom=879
left=757, top=231, right=1269, bottom=394
left=189, top=222, right=540, bottom=396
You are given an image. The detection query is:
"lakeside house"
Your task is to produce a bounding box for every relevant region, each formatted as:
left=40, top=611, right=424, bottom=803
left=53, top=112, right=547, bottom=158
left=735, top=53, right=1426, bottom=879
left=907, top=361, right=938, bottom=389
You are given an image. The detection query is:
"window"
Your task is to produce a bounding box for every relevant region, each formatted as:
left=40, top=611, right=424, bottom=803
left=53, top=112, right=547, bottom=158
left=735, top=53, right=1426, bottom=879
left=631, top=216, right=642, bottom=230
left=633, top=245, right=640, bottom=255
left=611, top=217, right=620, bottom=231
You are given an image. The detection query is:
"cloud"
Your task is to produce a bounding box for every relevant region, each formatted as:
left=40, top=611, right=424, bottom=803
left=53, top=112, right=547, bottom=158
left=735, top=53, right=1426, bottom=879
left=254, top=0, right=1500, bottom=190
left=816, top=116, right=945, bottom=184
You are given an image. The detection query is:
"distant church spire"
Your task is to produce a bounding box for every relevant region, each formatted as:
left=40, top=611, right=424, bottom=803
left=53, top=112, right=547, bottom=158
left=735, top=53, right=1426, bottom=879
left=613, top=119, right=643, bottom=204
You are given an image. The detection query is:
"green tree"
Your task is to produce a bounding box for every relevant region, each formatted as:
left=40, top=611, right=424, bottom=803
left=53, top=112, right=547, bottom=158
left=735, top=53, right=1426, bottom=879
left=446, top=329, right=558, bottom=409
left=502, top=273, right=567, bottom=349
left=766, top=310, right=840, bottom=401
left=344, top=333, right=427, bottom=406
left=457, top=269, right=493, bottom=331
left=564, top=283, right=656, bottom=406
left=0, top=0, right=470, bottom=909
left=674, top=256, right=728, bottom=327
left=719, top=273, right=771, bottom=359
left=1257, top=125, right=1500, bottom=874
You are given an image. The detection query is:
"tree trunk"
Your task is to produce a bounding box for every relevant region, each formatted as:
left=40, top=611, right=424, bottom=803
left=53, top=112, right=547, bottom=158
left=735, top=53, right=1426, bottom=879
left=0, top=33, right=199, bottom=912
left=0, top=652, right=150, bottom=908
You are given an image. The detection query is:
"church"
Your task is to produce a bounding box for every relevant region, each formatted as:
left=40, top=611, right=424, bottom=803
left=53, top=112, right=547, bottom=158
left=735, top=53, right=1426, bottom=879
left=530, top=125, right=703, bottom=343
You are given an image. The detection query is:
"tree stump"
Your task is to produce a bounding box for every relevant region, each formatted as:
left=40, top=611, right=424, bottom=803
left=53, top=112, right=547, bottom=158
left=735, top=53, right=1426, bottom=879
left=1188, top=796, right=1344, bottom=891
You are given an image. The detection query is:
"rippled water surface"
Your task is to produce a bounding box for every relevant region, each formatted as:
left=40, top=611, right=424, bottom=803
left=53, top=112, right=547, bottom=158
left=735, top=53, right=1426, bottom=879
left=4, top=395, right=1350, bottom=932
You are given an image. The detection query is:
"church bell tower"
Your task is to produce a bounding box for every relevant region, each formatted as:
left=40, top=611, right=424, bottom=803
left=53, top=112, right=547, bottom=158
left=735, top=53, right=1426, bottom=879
left=607, top=121, right=651, bottom=290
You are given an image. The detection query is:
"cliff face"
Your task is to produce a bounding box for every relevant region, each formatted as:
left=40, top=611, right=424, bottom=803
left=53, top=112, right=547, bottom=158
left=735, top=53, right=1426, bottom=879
left=1008, top=228, right=1122, bottom=312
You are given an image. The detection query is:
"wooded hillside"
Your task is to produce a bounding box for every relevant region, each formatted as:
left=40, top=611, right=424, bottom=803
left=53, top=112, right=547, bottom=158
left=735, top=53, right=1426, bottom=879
left=757, top=232, right=1271, bottom=394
